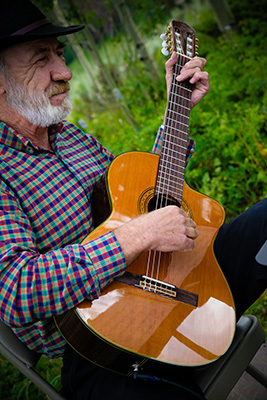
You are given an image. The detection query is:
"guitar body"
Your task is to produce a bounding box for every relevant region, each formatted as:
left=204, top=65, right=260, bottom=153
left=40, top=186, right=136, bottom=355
left=55, top=151, right=235, bottom=375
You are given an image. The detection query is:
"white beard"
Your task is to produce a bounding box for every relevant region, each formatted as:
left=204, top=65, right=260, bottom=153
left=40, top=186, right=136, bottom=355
left=5, top=76, right=72, bottom=128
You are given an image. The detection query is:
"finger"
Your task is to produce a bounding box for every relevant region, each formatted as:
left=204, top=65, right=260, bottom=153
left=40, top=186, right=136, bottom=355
left=176, top=66, right=202, bottom=82
left=186, top=226, right=199, bottom=240
left=189, top=70, right=209, bottom=85
left=182, top=56, right=207, bottom=71
left=181, top=237, right=196, bottom=252
left=177, top=57, right=207, bottom=82
left=165, top=51, right=177, bottom=69
left=187, top=218, right=197, bottom=228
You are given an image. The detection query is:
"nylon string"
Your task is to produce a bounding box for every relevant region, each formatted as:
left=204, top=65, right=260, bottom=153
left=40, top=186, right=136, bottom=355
left=144, top=52, right=191, bottom=293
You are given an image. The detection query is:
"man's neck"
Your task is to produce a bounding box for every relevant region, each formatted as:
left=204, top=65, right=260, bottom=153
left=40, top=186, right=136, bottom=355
left=0, top=107, right=52, bottom=151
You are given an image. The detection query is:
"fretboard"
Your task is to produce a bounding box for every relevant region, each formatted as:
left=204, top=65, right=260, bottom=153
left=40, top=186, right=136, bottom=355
left=155, top=54, right=193, bottom=205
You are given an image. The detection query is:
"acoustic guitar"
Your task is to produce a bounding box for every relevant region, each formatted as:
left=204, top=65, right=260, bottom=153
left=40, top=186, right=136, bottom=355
left=55, top=20, right=235, bottom=377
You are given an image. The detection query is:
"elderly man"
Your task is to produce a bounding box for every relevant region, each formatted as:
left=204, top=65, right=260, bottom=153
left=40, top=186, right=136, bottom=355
left=0, top=1, right=266, bottom=400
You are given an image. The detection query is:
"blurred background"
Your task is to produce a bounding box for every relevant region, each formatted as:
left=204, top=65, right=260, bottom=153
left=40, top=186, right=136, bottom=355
left=0, top=0, right=266, bottom=398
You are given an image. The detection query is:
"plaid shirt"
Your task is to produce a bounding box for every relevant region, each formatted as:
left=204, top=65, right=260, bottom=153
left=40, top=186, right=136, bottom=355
left=0, top=121, right=194, bottom=358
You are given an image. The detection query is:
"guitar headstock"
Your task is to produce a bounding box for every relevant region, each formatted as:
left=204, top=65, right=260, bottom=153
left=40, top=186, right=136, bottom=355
left=160, top=20, right=197, bottom=59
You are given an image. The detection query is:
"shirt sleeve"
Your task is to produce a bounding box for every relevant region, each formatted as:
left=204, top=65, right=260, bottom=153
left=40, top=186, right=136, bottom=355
left=0, top=187, right=126, bottom=328
left=152, top=124, right=196, bottom=166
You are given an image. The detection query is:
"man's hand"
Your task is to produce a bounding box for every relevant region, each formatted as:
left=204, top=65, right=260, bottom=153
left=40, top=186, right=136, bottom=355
left=165, top=52, right=209, bottom=109
left=114, top=206, right=198, bottom=266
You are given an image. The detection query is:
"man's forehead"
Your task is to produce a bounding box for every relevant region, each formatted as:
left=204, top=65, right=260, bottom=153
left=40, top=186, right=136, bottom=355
left=4, top=38, right=64, bottom=63
left=26, top=38, right=64, bottom=52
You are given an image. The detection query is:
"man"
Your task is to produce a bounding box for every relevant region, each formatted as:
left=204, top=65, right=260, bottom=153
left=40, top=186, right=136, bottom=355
left=0, top=1, right=266, bottom=399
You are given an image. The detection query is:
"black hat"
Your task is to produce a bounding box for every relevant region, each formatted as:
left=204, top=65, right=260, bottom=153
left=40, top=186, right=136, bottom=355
left=0, top=0, right=84, bottom=50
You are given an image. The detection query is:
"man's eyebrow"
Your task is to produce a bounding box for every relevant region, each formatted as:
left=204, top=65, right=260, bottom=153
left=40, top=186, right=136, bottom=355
left=57, top=41, right=66, bottom=51
left=29, top=41, right=66, bottom=61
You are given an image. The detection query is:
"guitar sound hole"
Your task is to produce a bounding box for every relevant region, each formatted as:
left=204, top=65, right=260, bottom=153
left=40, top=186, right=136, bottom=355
left=147, top=194, right=181, bottom=212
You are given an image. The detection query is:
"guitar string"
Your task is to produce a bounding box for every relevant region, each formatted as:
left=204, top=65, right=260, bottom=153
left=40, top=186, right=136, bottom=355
left=145, top=54, right=184, bottom=292
left=144, top=68, right=177, bottom=290
left=145, top=40, right=192, bottom=294
left=144, top=57, right=178, bottom=289
left=154, top=53, right=186, bottom=289
left=147, top=59, right=181, bottom=289
left=155, top=64, right=179, bottom=286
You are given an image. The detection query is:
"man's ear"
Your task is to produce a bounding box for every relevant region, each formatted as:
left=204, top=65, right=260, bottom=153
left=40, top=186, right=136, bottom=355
left=0, top=73, right=6, bottom=95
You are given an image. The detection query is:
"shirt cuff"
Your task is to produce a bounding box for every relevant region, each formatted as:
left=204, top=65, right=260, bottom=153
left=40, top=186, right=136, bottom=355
left=83, top=231, right=126, bottom=293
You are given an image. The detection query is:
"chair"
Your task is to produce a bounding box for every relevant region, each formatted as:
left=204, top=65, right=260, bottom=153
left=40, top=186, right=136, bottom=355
left=194, top=314, right=267, bottom=399
left=0, top=319, right=66, bottom=400
left=0, top=315, right=266, bottom=400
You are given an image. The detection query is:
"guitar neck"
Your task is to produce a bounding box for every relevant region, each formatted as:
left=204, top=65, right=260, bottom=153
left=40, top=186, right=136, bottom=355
left=155, top=54, right=193, bottom=204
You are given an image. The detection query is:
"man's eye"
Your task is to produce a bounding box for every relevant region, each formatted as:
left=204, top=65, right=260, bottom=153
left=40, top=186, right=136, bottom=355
left=37, top=57, right=47, bottom=63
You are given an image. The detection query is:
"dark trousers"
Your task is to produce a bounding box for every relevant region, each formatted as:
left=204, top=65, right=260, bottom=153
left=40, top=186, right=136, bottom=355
left=60, top=345, right=204, bottom=399
left=214, top=197, right=267, bottom=320
left=61, top=198, right=267, bottom=399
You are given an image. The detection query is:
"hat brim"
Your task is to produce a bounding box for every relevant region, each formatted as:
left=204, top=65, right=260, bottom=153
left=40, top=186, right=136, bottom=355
left=0, top=23, right=85, bottom=49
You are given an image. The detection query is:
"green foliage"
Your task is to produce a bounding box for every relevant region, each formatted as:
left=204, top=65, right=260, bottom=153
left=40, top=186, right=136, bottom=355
left=69, top=0, right=267, bottom=221
left=1, top=1, right=266, bottom=398
left=32, top=0, right=54, bottom=13
left=0, top=355, right=62, bottom=400
left=246, top=291, right=267, bottom=339
left=186, top=30, right=267, bottom=220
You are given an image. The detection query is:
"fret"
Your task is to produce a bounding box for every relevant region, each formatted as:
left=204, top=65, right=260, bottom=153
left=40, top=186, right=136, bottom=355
left=155, top=182, right=183, bottom=193
left=161, top=150, right=186, bottom=160
left=165, top=121, right=189, bottom=130
left=168, top=95, right=191, bottom=104
left=158, top=166, right=185, bottom=178
left=159, top=159, right=185, bottom=170
left=157, top=176, right=184, bottom=188
left=174, top=88, right=191, bottom=96
left=166, top=112, right=190, bottom=122
left=165, top=122, right=189, bottom=131
left=160, top=152, right=186, bottom=162
left=168, top=100, right=191, bottom=111
left=164, top=127, right=188, bottom=137
left=162, top=132, right=187, bottom=142
left=172, top=82, right=193, bottom=94
left=167, top=101, right=191, bottom=111
left=169, top=93, right=191, bottom=104
left=159, top=157, right=186, bottom=167
left=157, top=170, right=185, bottom=183
left=162, top=142, right=187, bottom=151
left=155, top=40, right=193, bottom=200
left=165, top=117, right=189, bottom=129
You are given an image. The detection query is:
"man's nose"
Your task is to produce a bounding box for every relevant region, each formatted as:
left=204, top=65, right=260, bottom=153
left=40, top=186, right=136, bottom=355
left=51, top=56, right=72, bottom=82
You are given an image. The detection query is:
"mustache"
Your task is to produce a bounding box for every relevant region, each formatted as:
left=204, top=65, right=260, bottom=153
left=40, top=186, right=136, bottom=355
left=47, top=82, right=70, bottom=97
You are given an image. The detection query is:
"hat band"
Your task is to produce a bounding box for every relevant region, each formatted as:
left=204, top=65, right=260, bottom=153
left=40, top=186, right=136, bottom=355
left=11, top=18, right=51, bottom=36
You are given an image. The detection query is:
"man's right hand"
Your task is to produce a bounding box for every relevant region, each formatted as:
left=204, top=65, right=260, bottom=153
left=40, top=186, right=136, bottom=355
left=114, top=205, right=198, bottom=266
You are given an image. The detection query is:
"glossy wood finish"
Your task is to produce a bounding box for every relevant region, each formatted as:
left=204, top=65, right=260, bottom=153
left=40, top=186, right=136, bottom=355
left=55, top=151, right=235, bottom=373
left=55, top=21, right=235, bottom=375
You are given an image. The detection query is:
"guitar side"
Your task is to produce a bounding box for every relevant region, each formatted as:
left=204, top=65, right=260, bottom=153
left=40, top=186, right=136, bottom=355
left=55, top=151, right=235, bottom=375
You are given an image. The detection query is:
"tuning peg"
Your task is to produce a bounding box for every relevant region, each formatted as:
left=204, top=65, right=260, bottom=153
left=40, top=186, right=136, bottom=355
left=160, top=33, right=167, bottom=40
left=161, top=47, right=169, bottom=56
left=162, top=41, right=168, bottom=48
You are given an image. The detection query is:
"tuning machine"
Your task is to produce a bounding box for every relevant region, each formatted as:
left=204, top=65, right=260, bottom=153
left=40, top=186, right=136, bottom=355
left=160, top=32, right=172, bottom=56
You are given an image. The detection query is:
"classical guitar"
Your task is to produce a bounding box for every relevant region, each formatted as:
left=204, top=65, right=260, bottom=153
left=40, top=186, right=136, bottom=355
left=55, top=20, right=235, bottom=377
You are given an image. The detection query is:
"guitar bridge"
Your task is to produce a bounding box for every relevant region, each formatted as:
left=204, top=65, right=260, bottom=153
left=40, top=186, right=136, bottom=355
left=115, top=271, right=198, bottom=307
left=138, top=276, right=176, bottom=298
